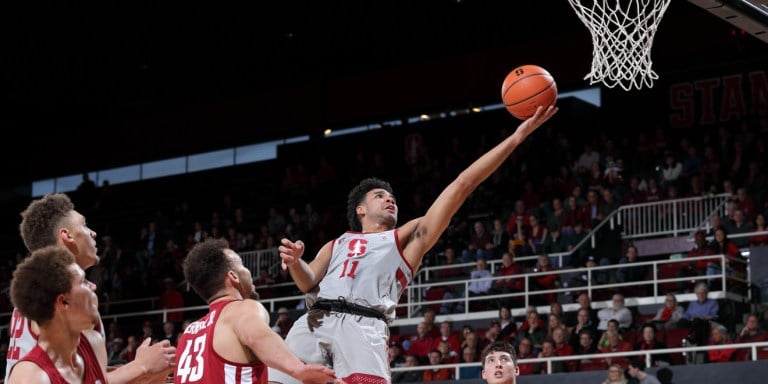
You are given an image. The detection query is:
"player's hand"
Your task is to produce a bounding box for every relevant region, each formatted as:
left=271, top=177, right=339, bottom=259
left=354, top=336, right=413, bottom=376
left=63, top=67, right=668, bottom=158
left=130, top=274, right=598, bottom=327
left=134, top=338, right=176, bottom=376
left=293, top=363, right=337, bottom=384
left=280, top=238, right=305, bottom=270
left=516, top=105, right=558, bottom=138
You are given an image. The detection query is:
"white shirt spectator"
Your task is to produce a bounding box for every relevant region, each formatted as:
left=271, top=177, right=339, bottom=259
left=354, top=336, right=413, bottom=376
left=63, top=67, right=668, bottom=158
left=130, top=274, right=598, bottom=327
left=468, top=259, right=493, bottom=295
left=597, top=293, right=633, bottom=330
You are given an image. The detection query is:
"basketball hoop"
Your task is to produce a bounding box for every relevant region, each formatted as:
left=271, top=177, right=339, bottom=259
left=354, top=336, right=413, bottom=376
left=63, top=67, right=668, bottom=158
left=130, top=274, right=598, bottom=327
left=567, top=0, right=672, bottom=91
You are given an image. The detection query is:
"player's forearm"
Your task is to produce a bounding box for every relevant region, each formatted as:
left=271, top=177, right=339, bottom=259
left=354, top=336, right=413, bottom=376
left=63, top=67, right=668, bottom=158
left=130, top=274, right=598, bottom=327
left=251, top=327, right=310, bottom=378
left=288, top=260, right=317, bottom=293
left=105, top=360, right=147, bottom=384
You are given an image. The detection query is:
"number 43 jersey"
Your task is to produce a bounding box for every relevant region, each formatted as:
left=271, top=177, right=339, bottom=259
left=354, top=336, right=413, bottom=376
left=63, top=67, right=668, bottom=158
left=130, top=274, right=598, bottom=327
left=175, top=300, right=266, bottom=384
left=317, top=229, right=414, bottom=322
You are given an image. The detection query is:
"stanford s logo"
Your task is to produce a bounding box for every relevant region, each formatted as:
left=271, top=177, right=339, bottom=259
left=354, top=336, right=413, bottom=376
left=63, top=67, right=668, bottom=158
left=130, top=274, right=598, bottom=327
left=347, top=238, right=368, bottom=257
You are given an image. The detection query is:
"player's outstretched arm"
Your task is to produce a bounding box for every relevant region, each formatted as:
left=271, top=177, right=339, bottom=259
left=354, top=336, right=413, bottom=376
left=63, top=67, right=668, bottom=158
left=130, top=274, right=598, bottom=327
left=233, top=300, right=337, bottom=384
left=280, top=239, right=333, bottom=293
left=104, top=336, right=176, bottom=384
left=401, top=106, right=558, bottom=266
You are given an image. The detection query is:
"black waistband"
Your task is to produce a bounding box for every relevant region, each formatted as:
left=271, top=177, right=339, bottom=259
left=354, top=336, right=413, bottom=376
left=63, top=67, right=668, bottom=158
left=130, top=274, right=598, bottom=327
left=312, top=299, right=387, bottom=322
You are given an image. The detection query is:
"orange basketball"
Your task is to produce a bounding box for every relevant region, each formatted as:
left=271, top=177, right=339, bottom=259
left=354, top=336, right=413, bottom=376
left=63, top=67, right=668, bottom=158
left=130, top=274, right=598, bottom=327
left=501, top=64, right=557, bottom=120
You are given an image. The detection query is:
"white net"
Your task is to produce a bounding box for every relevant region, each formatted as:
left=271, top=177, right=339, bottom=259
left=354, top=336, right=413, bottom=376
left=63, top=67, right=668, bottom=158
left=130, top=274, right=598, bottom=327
left=567, top=0, right=672, bottom=91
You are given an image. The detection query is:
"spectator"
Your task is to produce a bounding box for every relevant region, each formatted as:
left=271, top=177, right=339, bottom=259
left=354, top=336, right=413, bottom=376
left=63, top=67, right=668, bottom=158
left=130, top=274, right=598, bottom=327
left=598, top=320, right=622, bottom=349
left=651, top=293, right=685, bottom=330
left=735, top=313, right=768, bottom=343
left=491, top=252, right=525, bottom=308
left=678, top=282, right=718, bottom=345
left=506, top=200, right=532, bottom=239
left=388, top=341, right=406, bottom=368
left=490, top=218, right=511, bottom=258
left=749, top=213, right=768, bottom=247
left=458, top=346, right=482, bottom=379
left=706, top=228, right=746, bottom=286
left=271, top=307, right=295, bottom=339
left=160, top=320, right=177, bottom=346
left=432, top=320, right=461, bottom=355
left=634, top=323, right=669, bottom=367
left=468, top=258, right=493, bottom=297
left=514, top=337, right=536, bottom=376
left=569, top=308, right=598, bottom=349
left=436, top=340, right=459, bottom=364
left=597, top=293, right=634, bottom=331
left=423, top=350, right=452, bottom=381
left=461, top=330, right=481, bottom=359
left=542, top=225, right=568, bottom=260
left=547, top=302, right=564, bottom=328
left=408, top=322, right=436, bottom=362
left=707, top=323, right=736, bottom=363
left=534, top=339, right=566, bottom=374
left=552, top=327, right=577, bottom=372
left=686, top=230, right=714, bottom=276
left=434, top=246, right=464, bottom=280
left=566, top=292, right=599, bottom=329
left=527, top=216, right=549, bottom=254
left=723, top=209, right=753, bottom=248
left=480, top=321, right=503, bottom=352
left=498, top=306, right=518, bottom=343
left=159, top=277, right=184, bottom=323
left=627, top=359, right=661, bottom=384
left=530, top=254, right=559, bottom=305
left=108, top=337, right=126, bottom=365
left=463, top=220, right=495, bottom=264
left=422, top=309, right=441, bottom=338
left=565, top=221, right=590, bottom=268
left=515, top=309, right=547, bottom=352
left=391, top=354, right=422, bottom=383
left=574, top=328, right=598, bottom=356
left=599, top=330, right=632, bottom=367
left=546, top=313, right=569, bottom=342
left=616, top=244, right=649, bottom=296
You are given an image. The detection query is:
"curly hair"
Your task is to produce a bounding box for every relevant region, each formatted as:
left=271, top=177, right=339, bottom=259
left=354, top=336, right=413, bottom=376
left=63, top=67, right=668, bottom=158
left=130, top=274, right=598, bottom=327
left=480, top=340, right=517, bottom=366
left=346, top=177, right=393, bottom=232
left=183, top=238, right=233, bottom=301
left=19, top=193, right=75, bottom=252
left=11, top=246, right=76, bottom=325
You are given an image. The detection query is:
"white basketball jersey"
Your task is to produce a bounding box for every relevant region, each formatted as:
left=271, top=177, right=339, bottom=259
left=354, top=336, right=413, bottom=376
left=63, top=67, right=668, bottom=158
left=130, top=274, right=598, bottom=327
left=4, top=308, right=37, bottom=383
left=317, top=229, right=413, bottom=321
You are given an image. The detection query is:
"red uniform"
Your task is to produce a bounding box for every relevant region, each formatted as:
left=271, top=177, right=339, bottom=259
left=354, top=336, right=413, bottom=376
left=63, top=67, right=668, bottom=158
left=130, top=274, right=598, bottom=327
left=14, top=333, right=106, bottom=384
left=175, top=300, right=266, bottom=384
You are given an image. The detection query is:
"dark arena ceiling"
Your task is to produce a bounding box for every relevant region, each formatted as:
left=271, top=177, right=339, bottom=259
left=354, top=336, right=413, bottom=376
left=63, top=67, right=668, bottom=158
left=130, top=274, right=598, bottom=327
left=1, top=1, right=766, bottom=185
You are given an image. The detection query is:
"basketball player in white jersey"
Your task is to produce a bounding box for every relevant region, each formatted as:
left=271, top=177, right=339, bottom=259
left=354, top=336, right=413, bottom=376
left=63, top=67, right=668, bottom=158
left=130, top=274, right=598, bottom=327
left=6, top=193, right=176, bottom=384
left=268, top=105, right=558, bottom=384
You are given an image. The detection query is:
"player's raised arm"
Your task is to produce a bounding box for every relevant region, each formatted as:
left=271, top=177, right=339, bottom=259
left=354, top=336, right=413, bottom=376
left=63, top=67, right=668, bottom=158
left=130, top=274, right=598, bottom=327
left=401, top=105, right=557, bottom=267
left=281, top=238, right=333, bottom=293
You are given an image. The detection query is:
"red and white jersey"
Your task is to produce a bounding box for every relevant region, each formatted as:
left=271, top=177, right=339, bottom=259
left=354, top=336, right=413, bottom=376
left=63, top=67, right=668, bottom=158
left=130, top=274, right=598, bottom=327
left=5, top=308, right=106, bottom=383
left=13, top=333, right=106, bottom=384
left=317, top=229, right=414, bottom=321
left=174, top=300, right=266, bottom=384
left=4, top=308, right=37, bottom=383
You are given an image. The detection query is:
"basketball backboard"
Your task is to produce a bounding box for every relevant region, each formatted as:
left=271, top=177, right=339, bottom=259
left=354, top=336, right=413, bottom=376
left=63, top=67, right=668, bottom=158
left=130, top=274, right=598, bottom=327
left=688, top=0, right=768, bottom=43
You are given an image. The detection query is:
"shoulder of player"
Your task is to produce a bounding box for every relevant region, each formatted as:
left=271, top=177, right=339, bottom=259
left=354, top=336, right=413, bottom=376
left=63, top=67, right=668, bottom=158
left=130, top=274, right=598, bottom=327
left=8, top=360, right=51, bottom=384
left=222, top=299, right=268, bottom=320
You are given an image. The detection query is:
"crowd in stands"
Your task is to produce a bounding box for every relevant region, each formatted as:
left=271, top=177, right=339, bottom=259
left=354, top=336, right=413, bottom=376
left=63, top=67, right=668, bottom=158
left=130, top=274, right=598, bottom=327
left=1, top=109, right=767, bottom=379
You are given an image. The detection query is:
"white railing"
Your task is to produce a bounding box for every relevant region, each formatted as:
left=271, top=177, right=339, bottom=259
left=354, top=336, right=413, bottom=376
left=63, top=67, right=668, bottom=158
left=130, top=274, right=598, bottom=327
left=616, top=193, right=731, bottom=240
left=415, top=194, right=732, bottom=285
left=86, top=254, right=745, bottom=328
left=389, top=340, right=768, bottom=378
left=241, top=247, right=281, bottom=276
left=398, top=254, right=746, bottom=323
